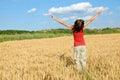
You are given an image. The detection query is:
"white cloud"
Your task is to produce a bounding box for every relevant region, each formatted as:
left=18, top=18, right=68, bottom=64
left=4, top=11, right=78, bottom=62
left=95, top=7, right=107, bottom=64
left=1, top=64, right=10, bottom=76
left=86, top=6, right=108, bottom=13
left=61, top=16, right=77, bottom=21
left=83, top=16, right=92, bottom=20
left=49, top=2, right=91, bottom=14
left=45, top=2, right=108, bottom=23
left=77, top=16, right=91, bottom=20
left=27, top=8, right=37, bottom=13
left=45, top=2, right=108, bottom=15
left=61, top=15, right=92, bottom=21
left=43, top=13, right=50, bottom=16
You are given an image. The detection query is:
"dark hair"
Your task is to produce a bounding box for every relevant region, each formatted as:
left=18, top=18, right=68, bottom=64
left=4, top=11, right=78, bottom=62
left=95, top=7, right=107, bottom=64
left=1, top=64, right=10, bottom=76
left=72, top=19, right=84, bottom=32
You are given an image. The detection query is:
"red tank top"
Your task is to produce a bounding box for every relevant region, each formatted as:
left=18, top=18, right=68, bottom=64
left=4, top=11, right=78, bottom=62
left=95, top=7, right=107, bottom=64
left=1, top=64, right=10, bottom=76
left=73, top=29, right=85, bottom=46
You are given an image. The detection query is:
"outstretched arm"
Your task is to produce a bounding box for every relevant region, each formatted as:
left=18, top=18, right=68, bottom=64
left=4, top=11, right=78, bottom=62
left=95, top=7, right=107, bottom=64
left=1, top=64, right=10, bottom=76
left=51, top=14, right=73, bottom=29
left=84, top=9, right=103, bottom=28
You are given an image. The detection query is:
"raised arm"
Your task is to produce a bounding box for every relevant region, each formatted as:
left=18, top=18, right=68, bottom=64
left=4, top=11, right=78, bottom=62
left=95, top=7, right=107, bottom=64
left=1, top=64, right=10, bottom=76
left=51, top=14, right=73, bottom=29
left=84, top=9, right=103, bottom=28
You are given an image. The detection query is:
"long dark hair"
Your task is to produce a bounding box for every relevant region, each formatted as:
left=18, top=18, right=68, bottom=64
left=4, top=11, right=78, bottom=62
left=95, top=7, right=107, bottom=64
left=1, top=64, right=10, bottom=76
left=72, top=19, right=84, bottom=32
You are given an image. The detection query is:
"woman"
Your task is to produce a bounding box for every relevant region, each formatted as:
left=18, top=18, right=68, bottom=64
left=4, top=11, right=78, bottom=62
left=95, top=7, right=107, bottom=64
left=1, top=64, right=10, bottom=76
left=50, top=9, right=102, bottom=72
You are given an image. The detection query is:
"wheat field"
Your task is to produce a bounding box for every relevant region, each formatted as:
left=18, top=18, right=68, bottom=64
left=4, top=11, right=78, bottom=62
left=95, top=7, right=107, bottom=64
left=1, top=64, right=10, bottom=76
left=0, top=34, right=120, bottom=80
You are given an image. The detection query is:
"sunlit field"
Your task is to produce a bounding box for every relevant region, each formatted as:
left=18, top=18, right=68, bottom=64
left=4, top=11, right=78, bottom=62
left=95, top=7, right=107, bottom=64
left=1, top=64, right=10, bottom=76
left=0, top=34, right=120, bottom=80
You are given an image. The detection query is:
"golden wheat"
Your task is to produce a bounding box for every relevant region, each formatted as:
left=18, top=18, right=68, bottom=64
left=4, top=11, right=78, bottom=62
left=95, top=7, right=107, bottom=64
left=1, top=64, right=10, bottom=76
left=0, top=34, right=120, bottom=80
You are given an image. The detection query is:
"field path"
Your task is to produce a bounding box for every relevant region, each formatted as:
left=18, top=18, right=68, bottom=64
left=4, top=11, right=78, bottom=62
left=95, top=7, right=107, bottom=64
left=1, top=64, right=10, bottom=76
left=0, top=34, right=120, bottom=80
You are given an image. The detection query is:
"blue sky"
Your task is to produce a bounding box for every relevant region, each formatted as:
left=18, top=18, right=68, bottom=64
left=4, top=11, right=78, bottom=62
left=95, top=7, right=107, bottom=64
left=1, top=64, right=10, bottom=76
left=0, top=0, right=120, bottom=30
